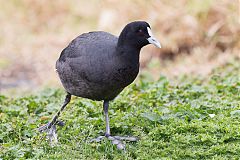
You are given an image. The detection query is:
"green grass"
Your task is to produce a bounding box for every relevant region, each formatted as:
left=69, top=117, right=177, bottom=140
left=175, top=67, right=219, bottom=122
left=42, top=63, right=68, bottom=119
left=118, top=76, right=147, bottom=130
left=0, top=58, right=240, bottom=159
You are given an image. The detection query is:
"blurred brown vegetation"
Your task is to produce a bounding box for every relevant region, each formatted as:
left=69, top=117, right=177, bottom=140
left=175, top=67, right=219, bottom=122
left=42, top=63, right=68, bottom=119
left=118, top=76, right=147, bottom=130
left=0, top=0, right=239, bottom=95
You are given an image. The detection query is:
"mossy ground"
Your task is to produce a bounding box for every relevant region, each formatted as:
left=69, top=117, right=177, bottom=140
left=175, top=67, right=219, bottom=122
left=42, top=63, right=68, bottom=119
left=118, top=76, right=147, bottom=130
left=0, top=58, right=240, bottom=159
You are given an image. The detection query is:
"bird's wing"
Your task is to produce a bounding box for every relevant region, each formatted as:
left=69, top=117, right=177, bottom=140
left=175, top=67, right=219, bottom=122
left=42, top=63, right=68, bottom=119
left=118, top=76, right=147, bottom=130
left=56, top=31, right=118, bottom=84
left=58, top=31, right=118, bottom=61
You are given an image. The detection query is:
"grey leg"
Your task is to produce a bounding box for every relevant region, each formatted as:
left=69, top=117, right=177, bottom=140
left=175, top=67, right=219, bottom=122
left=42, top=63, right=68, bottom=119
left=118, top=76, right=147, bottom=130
left=103, top=100, right=110, bottom=137
left=38, top=93, right=71, bottom=144
left=90, top=100, right=138, bottom=150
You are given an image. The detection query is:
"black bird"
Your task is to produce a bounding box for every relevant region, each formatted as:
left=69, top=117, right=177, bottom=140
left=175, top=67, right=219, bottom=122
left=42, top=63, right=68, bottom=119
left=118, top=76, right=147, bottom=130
left=38, top=21, right=161, bottom=149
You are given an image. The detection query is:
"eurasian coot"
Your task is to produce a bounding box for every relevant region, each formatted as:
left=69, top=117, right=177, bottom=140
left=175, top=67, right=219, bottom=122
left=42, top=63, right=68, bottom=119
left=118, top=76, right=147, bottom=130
left=38, top=21, right=161, bottom=149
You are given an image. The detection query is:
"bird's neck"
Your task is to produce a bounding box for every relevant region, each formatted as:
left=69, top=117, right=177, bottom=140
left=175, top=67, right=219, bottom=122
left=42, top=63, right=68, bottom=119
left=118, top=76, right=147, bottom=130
left=117, top=29, right=142, bottom=66
left=116, top=46, right=140, bottom=66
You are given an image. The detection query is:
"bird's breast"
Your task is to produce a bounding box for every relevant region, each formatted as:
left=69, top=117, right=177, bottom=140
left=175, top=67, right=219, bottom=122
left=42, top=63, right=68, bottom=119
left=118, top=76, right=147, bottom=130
left=112, top=63, right=139, bottom=87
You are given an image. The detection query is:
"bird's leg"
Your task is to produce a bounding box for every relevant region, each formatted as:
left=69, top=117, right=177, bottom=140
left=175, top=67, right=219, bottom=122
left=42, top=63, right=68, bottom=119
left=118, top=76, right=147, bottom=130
left=91, top=100, right=138, bottom=150
left=89, top=101, right=110, bottom=143
left=38, top=93, right=71, bottom=145
left=103, top=100, right=110, bottom=137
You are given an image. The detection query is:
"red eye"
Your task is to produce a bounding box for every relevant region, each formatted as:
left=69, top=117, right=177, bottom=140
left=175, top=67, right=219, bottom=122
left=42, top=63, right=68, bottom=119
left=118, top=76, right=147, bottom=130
left=137, top=29, right=144, bottom=36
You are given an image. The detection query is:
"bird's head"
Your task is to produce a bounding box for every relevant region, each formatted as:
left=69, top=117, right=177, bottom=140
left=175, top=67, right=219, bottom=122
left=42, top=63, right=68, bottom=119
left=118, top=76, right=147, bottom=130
left=118, top=21, right=161, bottom=49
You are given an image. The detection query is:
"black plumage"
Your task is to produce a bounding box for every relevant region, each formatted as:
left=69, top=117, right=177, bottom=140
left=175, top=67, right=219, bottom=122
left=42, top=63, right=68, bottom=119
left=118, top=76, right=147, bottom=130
left=39, top=21, right=161, bottom=149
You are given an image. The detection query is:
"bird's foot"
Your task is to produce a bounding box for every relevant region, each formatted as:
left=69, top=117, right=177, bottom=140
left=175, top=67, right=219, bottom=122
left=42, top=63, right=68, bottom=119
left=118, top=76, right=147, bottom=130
left=38, top=120, right=65, bottom=146
left=90, top=135, right=138, bottom=150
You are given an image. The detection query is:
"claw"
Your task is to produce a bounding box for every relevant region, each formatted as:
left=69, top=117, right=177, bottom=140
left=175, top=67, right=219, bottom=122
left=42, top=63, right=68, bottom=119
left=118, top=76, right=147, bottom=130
left=47, top=124, right=58, bottom=145
left=37, top=122, right=58, bottom=146
left=38, top=120, right=65, bottom=146
left=117, top=136, right=138, bottom=141
left=56, top=120, right=65, bottom=127
left=117, top=143, right=125, bottom=150
left=89, top=136, right=105, bottom=142
left=38, top=122, right=51, bottom=133
left=90, top=135, right=138, bottom=150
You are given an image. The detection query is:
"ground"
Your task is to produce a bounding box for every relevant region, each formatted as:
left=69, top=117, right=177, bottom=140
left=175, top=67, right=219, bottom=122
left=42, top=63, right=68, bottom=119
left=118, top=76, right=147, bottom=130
left=1, top=57, right=239, bottom=159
